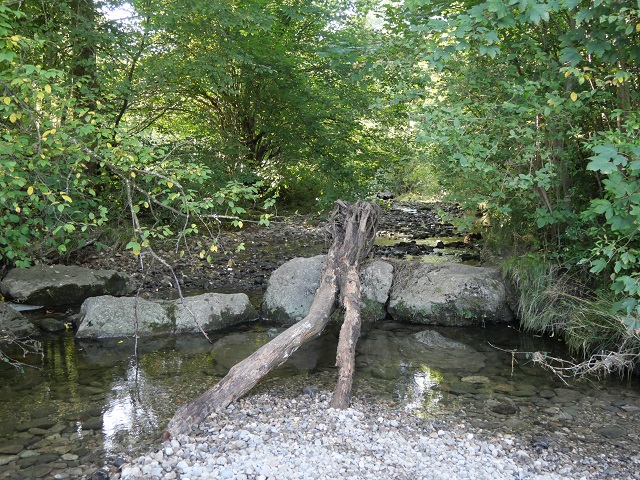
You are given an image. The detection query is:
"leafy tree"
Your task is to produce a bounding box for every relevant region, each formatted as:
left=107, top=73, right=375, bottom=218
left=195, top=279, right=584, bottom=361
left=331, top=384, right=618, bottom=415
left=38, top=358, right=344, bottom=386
left=0, top=2, right=269, bottom=269
left=119, top=0, right=398, bottom=204
left=380, top=0, right=640, bottom=357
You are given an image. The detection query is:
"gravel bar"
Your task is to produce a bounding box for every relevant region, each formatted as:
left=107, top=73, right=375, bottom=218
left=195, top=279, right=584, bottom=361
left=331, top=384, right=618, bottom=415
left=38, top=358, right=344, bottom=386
left=115, top=388, right=635, bottom=480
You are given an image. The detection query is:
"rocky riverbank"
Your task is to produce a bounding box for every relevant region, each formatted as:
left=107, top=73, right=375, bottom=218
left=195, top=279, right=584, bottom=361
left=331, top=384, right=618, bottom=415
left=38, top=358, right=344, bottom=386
left=111, top=380, right=639, bottom=480
left=66, top=214, right=328, bottom=301
left=3, top=201, right=639, bottom=480
left=2, top=325, right=640, bottom=480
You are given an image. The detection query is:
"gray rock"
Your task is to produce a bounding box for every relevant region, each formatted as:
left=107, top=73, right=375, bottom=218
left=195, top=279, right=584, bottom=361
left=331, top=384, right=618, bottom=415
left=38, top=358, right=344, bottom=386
left=261, top=256, right=393, bottom=324
left=513, top=384, right=538, bottom=397
left=595, top=425, right=626, bottom=439
left=0, top=454, right=18, bottom=466
left=358, top=329, right=486, bottom=374
left=490, top=402, right=519, bottom=415
left=414, top=329, right=471, bottom=349
left=261, top=255, right=326, bottom=324
left=76, top=293, right=258, bottom=338
left=360, top=260, right=393, bottom=322
left=16, top=418, right=57, bottom=432
left=0, top=302, right=36, bottom=338
left=31, top=318, right=67, bottom=333
left=461, top=375, right=490, bottom=384
left=82, top=416, right=103, bottom=431
left=0, top=443, right=23, bottom=455
left=388, top=262, right=514, bottom=326
left=551, top=387, right=581, bottom=404
left=0, top=264, right=135, bottom=306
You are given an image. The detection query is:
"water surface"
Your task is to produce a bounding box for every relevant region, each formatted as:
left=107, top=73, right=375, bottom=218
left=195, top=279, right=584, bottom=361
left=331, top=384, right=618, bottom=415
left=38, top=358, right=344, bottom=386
left=1, top=318, right=639, bottom=477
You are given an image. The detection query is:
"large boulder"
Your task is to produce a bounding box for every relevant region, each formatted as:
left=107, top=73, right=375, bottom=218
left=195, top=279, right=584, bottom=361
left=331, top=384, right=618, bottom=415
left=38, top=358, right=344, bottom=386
left=76, top=293, right=258, bottom=338
left=261, top=256, right=394, bottom=324
left=388, top=262, right=513, bottom=326
left=261, top=255, right=326, bottom=324
left=360, top=260, right=394, bottom=321
left=0, top=303, right=37, bottom=338
left=0, top=265, right=135, bottom=306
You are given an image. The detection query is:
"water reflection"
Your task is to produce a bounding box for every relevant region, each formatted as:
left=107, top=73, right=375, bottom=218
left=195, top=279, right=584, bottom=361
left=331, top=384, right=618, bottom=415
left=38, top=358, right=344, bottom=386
left=103, top=359, right=161, bottom=451
left=402, top=364, right=444, bottom=414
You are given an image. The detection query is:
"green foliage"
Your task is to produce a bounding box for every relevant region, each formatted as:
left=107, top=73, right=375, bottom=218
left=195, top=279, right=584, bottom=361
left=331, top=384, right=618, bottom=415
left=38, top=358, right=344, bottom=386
left=117, top=0, right=395, bottom=207
left=378, top=0, right=640, bottom=367
left=581, top=114, right=640, bottom=313
left=387, top=0, right=638, bottom=235
left=1, top=6, right=107, bottom=266
left=0, top=2, right=275, bottom=267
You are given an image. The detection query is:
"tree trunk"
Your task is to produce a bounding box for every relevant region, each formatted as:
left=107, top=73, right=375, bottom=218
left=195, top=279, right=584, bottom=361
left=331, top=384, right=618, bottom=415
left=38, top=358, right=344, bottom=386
left=165, top=200, right=379, bottom=438
left=330, top=267, right=362, bottom=408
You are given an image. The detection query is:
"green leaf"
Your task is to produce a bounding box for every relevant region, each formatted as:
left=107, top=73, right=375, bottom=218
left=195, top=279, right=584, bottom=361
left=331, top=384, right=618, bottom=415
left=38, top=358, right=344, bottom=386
left=622, top=316, right=640, bottom=335
left=559, top=48, right=582, bottom=66
left=591, top=199, right=613, bottom=216
left=586, top=156, right=615, bottom=174
left=0, top=50, right=16, bottom=63
left=561, top=0, right=581, bottom=9
left=125, top=241, right=142, bottom=255
left=589, top=258, right=608, bottom=273
left=527, top=3, right=550, bottom=24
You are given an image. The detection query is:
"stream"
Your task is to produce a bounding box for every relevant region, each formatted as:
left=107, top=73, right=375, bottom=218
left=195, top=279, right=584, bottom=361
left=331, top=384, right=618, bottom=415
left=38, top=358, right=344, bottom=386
left=1, top=203, right=639, bottom=479
left=1, top=318, right=640, bottom=480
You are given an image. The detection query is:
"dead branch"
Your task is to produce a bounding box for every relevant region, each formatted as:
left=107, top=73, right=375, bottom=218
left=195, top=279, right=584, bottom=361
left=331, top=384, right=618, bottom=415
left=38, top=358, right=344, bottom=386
left=165, top=200, right=379, bottom=437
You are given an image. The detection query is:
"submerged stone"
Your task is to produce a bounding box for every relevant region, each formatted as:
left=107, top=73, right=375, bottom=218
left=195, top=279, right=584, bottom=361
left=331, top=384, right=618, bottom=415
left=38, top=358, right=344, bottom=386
left=358, top=328, right=487, bottom=374
left=461, top=375, right=491, bottom=384
left=31, top=318, right=67, bottom=333
left=595, top=425, right=626, bottom=439
left=0, top=302, right=36, bottom=338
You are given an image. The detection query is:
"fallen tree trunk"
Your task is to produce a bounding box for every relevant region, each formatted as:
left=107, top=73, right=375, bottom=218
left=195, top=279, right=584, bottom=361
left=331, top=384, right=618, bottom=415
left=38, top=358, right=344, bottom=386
left=165, top=200, right=379, bottom=438
left=330, top=267, right=361, bottom=409
left=331, top=200, right=379, bottom=408
left=166, top=258, right=339, bottom=437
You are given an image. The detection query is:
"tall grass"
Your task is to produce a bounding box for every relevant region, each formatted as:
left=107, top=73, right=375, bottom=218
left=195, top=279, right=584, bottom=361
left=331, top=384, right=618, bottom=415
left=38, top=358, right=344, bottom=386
left=502, top=254, right=640, bottom=377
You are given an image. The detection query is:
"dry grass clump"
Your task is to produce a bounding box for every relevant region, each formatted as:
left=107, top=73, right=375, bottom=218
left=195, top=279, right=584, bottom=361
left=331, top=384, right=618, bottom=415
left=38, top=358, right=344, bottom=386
left=503, top=255, right=640, bottom=378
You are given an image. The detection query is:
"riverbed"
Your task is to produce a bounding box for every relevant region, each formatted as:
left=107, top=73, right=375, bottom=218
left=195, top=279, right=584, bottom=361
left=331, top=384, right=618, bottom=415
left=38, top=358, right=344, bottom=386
left=1, top=319, right=639, bottom=479
left=1, top=203, right=639, bottom=479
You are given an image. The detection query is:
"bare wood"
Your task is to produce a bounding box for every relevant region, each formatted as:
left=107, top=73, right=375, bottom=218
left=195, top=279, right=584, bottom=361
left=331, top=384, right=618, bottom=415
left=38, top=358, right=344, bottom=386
left=330, top=267, right=362, bottom=409
left=330, top=200, right=379, bottom=408
left=165, top=200, right=379, bottom=437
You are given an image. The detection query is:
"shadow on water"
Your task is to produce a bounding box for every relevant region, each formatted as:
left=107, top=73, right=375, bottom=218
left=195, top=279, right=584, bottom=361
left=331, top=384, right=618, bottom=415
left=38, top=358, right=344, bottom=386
left=1, top=318, right=640, bottom=477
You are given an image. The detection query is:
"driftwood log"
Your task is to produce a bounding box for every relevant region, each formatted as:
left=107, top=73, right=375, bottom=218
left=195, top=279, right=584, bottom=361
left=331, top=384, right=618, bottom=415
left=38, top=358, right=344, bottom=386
left=165, top=200, right=379, bottom=438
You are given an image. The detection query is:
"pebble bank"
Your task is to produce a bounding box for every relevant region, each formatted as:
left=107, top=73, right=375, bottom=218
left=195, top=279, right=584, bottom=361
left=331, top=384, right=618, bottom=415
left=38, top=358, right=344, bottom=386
left=116, top=390, right=638, bottom=480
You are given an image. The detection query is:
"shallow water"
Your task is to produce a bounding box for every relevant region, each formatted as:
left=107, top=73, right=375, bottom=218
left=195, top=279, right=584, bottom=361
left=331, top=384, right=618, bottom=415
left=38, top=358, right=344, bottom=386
left=1, top=317, right=639, bottom=478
